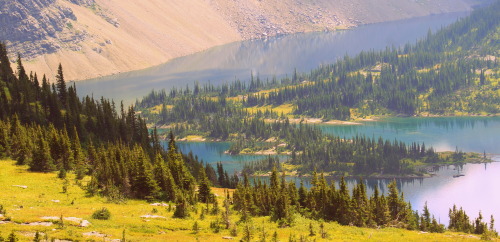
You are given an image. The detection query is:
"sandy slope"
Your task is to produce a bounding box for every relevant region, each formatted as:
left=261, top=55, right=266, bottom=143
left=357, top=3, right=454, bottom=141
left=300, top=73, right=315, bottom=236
left=20, top=0, right=486, bottom=81
left=23, top=0, right=241, bottom=81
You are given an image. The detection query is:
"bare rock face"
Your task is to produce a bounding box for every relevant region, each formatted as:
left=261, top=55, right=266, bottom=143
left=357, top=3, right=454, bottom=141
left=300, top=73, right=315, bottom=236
left=0, top=0, right=74, bottom=42
left=68, top=0, right=95, bottom=7
left=0, top=0, right=86, bottom=59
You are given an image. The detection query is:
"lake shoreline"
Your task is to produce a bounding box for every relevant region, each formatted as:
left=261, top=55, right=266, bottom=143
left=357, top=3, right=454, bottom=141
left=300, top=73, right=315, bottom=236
left=249, top=156, right=496, bottom=180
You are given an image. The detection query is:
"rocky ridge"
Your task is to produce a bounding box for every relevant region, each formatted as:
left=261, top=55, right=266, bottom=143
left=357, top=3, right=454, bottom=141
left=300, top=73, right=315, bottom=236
left=0, top=0, right=491, bottom=81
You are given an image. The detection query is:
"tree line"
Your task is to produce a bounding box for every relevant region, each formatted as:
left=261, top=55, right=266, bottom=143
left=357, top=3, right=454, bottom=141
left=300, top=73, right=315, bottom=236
left=0, top=42, right=238, bottom=206
left=232, top=168, right=497, bottom=237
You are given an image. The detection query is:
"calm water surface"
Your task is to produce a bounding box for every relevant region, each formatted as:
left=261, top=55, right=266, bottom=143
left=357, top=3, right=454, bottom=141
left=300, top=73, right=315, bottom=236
left=175, top=141, right=286, bottom=173
left=283, top=159, right=500, bottom=230
left=319, top=116, right=500, bottom=153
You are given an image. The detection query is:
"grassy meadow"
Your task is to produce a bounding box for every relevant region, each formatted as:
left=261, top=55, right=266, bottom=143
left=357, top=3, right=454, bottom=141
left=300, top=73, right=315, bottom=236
left=0, top=159, right=492, bottom=241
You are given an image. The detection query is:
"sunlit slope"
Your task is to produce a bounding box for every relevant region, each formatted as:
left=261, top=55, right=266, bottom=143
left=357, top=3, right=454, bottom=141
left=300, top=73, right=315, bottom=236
left=0, top=159, right=486, bottom=241
left=15, top=0, right=486, bottom=81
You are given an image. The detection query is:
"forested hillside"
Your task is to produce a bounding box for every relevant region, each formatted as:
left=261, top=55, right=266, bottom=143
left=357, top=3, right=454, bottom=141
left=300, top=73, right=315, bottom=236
left=136, top=1, right=499, bottom=177
left=1, top=2, right=499, bottom=241
left=139, top=1, right=499, bottom=122
left=0, top=42, right=241, bottom=207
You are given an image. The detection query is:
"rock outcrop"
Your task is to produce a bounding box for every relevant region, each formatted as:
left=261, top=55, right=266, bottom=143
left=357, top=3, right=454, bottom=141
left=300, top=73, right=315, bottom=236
left=0, top=0, right=82, bottom=58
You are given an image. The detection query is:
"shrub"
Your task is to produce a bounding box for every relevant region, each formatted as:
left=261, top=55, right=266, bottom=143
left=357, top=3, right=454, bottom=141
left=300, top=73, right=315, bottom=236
left=58, top=169, right=67, bottom=179
left=0, top=204, right=6, bottom=215
left=92, top=207, right=111, bottom=220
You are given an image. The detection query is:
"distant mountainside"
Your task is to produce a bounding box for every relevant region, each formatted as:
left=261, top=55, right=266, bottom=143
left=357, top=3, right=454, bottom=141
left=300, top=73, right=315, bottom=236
left=0, top=0, right=490, bottom=81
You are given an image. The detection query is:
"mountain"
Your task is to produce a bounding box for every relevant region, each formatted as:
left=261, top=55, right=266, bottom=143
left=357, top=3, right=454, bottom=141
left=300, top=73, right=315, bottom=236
left=0, top=0, right=489, bottom=81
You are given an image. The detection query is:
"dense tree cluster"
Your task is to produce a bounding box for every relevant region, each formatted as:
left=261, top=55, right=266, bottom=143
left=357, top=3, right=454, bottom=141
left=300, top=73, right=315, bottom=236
left=242, top=1, right=500, bottom=118
left=232, top=168, right=496, bottom=236
left=0, top=42, right=239, bottom=204
left=448, top=205, right=497, bottom=236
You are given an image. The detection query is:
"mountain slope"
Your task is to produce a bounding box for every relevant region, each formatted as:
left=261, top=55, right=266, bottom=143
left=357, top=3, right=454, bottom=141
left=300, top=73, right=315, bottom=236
left=1, top=0, right=489, bottom=81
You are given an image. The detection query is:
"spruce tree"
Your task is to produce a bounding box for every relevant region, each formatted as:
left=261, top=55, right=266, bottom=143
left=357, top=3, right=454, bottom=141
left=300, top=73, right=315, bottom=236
left=33, top=231, right=41, bottom=242
left=7, top=231, right=17, bottom=242
left=30, top=133, right=55, bottom=172
left=198, top=169, right=212, bottom=203
left=131, top=146, right=159, bottom=200
left=153, top=154, right=177, bottom=201
left=72, top=128, right=86, bottom=179
left=173, top=195, right=189, bottom=218
left=56, top=64, right=67, bottom=107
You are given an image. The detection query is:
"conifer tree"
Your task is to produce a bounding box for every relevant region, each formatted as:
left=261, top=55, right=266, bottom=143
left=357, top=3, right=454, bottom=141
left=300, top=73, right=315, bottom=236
left=198, top=169, right=212, bottom=203
left=56, top=64, right=67, bottom=108
left=7, top=231, right=17, bottom=242
left=372, top=186, right=389, bottom=226
left=30, top=132, right=55, bottom=172
left=387, top=180, right=406, bottom=222
left=173, top=195, right=189, bottom=218
left=33, top=231, right=41, bottom=242
left=131, top=146, right=160, bottom=200
left=337, top=176, right=351, bottom=225
left=72, top=128, right=86, bottom=180
left=0, top=42, right=14, bottom=82
left=153, top=154, right=177, bottom=201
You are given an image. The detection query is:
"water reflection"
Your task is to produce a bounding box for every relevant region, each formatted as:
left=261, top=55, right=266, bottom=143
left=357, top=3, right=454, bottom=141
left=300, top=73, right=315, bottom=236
left=173, top=141, right=287, bottom=173
left=320, top=117, right=500, bottom=153
left=252, top=161, right=500, bottom=230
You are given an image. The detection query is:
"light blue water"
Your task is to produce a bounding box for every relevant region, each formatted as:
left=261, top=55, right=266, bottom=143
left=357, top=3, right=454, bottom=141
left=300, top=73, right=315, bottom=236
left=175, top=141, right=286, bottom=173
left=319, top=116, right=500, bottom=153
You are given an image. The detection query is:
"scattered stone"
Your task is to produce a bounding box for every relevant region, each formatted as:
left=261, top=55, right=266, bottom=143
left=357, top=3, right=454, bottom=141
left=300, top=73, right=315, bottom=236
left=83, top=231, right=107, bottom=237
left=42, top=216, right=85, bottom=225
left=64, top=217, right=82, bottom=223
left=140, top=215, right=166, bottom=219
left=51, top=200, right=60, bottom=203
left=41, top=216, right=60, bottom=220
left=22, top=221, right=53, bottom=226
left=80, top=220, right=91, bottom=227
left=0, top=221, right=11, bottom=225
left=150, top=203, right=169, bottom=207
left=13, top=185, right=28, bottom=189
left=222, top=236, right=234, bottom=240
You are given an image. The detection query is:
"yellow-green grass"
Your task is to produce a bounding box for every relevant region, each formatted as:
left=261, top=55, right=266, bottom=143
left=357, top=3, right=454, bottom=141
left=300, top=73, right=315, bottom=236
left=182, top=135, right=207, bottom=141
left=148, top=104, right=173, bottom=114
left=245, top=103, right=295, bottom=116
left=0, top=159, right=492, bottom=241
